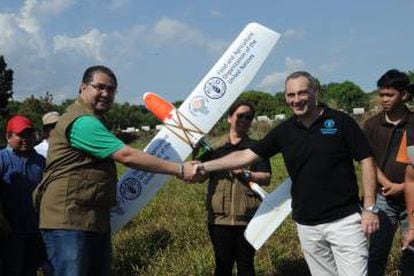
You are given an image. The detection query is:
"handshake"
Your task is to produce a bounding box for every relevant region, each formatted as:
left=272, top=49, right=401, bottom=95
left=180, top=161, right=209, bottom=183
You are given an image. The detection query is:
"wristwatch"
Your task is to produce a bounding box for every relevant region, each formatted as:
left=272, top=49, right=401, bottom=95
left=364, top=205, right=380, bottom=214
left=241, top=170, right=252, bottom=182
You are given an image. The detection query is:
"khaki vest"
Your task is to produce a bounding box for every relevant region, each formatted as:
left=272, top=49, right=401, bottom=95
left=34, top=98, right=117, bottom=232
left=207, top=137, right=264, bottom=226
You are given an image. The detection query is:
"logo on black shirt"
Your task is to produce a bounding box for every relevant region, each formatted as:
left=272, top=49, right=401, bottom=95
left=320, top=119, right=337, bottom=135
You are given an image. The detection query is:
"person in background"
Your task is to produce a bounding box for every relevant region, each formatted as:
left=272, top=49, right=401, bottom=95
left=189, top=71, right=379, bottom=276
left=0, top=115, right=47, bottom=275
left=364, top=69, right=414, bottom=276
left=35, top=111, right=60, bottom=158
left=33, top=65, right=194, bottom=276
left=194, top=101, right=271, bottom=275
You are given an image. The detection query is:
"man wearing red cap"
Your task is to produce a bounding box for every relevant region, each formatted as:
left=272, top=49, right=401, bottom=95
left=0, top=115, right=47, bottom=275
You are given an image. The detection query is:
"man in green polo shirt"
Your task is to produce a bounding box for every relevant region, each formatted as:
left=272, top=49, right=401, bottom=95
left=34, top=65, right=193, bottom=276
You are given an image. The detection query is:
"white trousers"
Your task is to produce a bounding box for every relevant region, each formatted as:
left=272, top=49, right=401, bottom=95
left=297, top=213, right=368, bottom=276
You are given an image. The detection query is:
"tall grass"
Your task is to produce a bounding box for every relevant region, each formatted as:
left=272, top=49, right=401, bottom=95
left=112, top=126, right=402, bottom=275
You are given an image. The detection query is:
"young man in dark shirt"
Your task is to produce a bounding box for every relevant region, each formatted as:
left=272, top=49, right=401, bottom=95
left=191, top=71, right=379, bottom=275
left=364, top=69, right=414, bottom=275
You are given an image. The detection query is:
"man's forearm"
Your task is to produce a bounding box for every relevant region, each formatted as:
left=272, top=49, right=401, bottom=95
left=203, top=149, right=260, bottom=172
left=361, top=157, right=377, bottom=207
left=112, top=145, right=182, bottom=177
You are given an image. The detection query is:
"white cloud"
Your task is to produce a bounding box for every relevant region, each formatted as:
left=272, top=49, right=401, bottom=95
left=0, top=0, right=75, bottom=59
left=1, top=1, right=227, bottom=102
left=54, top=28, right=107, bottom=61
left=52, top=18, right=225, bottom=63
left=36, top=0, right=74, bottom=17
left=51, top=17, right=227, bottom=69
left=283, top=29, right=305, bottom=39
left=0, top=12, right=46, bottom=60
left=150, top=17, right=225, bottom=51
left=258, top=57, right=306, bottom=91
left=0, top=0, right=78, bottom=100
left=209, top=9, right=221, bottom=17
left=18, top=0, right=40, bottom=34
left=285, top=57, right=305, bottom=69
left=18, top=0, right=74, bottom=33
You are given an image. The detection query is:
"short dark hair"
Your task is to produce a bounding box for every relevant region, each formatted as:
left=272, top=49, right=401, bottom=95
left=377, top=69, right=409, bottom=92
left=285, top=71, right=319, bottom=92
left=228, top=101, right=255, bottom=117
left=81, top=65, right=118, bottom=88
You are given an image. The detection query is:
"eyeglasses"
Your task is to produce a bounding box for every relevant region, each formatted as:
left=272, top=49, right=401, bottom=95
left=237, top=113, right=254, bottom=121
left=88, top=83, right=116, bottom=94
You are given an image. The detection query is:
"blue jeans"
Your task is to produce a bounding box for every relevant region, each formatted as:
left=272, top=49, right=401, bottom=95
left=368, top=194, right=414, bottom=276
left=41, top=229, right=112, bottom=276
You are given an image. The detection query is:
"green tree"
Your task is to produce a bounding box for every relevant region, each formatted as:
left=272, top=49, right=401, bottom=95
left=321, top=81, right=368, bottom=112
left=0, top=56, right=14, bottom=146
left=407, top=71, right=414, bottom=98
left=239, top=90, right=283, bottom=117
left=273, top=92, right=292, bottom=116
left=408, top=70, right=414, bottom=83
left=106, top=102, right=158, bottom=130
left=0, top=56, right=13, bottom=116
left=16, top=93, right=58, bottom=130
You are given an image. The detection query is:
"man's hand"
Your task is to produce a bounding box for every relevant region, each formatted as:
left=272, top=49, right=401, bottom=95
left=402, top=228, right=414, bottom=251
left=361, top=211, right=379, bottom=236
left=231, top=168, right=244, bottom=176
left=181, top=161, right=208, bottom=183
left=381, top=182, right=405, bottom=197
left=182, top=161, right=199, bottom=181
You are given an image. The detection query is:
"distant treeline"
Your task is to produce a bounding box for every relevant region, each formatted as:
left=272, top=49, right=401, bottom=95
left=1, top=52, right=414, bottom=143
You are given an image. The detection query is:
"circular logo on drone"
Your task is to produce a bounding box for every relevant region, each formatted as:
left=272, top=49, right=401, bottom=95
left=189, top=96, right=209, bottom=116
left=204, top=77, right=226, bottom=99
left=120, top=178, right=142, bottom=200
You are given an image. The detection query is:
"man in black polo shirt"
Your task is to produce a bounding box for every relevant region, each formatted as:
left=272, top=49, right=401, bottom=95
left=192, top=71, right=379, bottom=275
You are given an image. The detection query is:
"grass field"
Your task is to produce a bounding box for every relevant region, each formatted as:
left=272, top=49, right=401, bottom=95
left=111, top=129, right=403, bottom=275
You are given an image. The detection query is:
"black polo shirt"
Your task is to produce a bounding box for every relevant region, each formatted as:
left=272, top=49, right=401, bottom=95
left=250, top=107, right=372, bottom=225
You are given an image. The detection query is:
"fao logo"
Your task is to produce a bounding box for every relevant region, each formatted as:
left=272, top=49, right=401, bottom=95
left=324, top=119, right=335, bottom=128
left=204, top=77, right=226, bottom=99
left=120, top=178, right=142, bottom=200
left=321, top=119, right=337, bottom=135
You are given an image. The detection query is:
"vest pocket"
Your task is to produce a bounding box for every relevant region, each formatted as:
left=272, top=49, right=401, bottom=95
left=69, top=172, right=115, bottom=208
left=240, top=189, right=260, bottom=218
left=207, top=182, right=225, bottom=214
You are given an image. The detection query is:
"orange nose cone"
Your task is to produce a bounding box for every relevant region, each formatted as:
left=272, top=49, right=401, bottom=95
left=143, top=92, right=174, bottom=122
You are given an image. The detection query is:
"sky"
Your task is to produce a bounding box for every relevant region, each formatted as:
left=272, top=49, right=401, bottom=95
left=1, top=0, right=413, bottom=104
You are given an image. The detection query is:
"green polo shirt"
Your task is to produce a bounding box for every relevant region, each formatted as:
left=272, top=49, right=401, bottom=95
left=69, top=116, right=125, bottom=159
